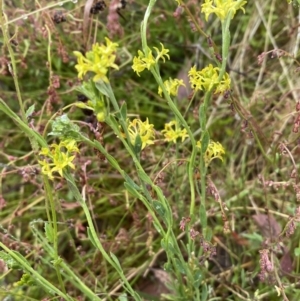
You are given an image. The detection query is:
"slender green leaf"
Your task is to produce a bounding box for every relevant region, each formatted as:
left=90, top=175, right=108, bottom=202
left=205, top=227, right=213, bottom=241
left=123, top=173, right=141, bottom=191
left=25, top=104, right=35, bottom=118
left=193, top=270, right=202, bottom=288
left=110, top=252, right=122, bottom=271
left=95, top=81, right=111, bottom=97
left=120, top=102, right=127, bottom=120
left=137, top=169, right=151, bottom=185
left=201, top=131, right=210, bottom=154
left=201, top=283, right=208, bottom=301
left=153, top=200, right=166, bottom=219
left=124, top=181, right=140, bottom=198
left=199, top=204, right=207, bottom=228
left=87, top=227, right=97, bottom=248
left=0, top=251, right=21, bottom=269
left=174, top=258, right=186, bottom=274
left=134, top=134, right=142, bottom=154
left=199, top=104, right=206, bottom=130
left=44, top=222, right=54, bottom=243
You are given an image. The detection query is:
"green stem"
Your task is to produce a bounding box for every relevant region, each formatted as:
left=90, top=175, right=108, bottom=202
left=141, top=0, right=156, bottom=53
left=197, top=15, right=232, bottom=237
left=198, top=92, right=211, bottom=235
left=140, top=0, right=197, bottom=222
left=60, top=261, right=104, bottom=301
left=0, top=98, right=47, bottom=150
left=79, top=134, right=166, bottom=236
left=0, top=242, right=73, bottom=300
left=64, top=171, right=143, bottom=301
left=219, top=16, right=231, bottom=81
left=151, top=70, right=197, bottom=221
left=43, top=176, right=66, bottom=294
left=31, top=224, right=103, bottom=301
left=93, top=83, right=172, bottom=239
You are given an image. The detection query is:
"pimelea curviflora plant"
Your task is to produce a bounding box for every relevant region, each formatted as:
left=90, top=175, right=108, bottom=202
left=37, top=0, right=239, bottom=299
left=4, top=0, right=300, bottom=300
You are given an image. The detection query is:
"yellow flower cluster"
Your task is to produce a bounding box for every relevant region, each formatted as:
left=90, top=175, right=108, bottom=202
left=188, top=64, right=231, bottom=94
left=158, top=78, right=185, bottom=97
left=161, top=120, right=188, bottom=143
left=125, top=118, right=155, bottom=150
left=201, top=0, right=247, bottom=21
left=132, top=43, right=170, bottom=76
left=197, top=140, right=225, bottom=166
left=73, top=38, right=119, bottom=82
left=39, top=140, right=79, bottom=180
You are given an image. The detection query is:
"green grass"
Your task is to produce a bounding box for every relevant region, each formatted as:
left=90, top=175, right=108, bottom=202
left=0, top=0, right=300, bottom=300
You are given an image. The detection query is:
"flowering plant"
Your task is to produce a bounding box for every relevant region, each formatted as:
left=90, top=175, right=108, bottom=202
left=73, top=38, right=119, bottom=82
left=189, top=64, right=231, bottom=94
left=39, top=139, right=79, bottom=180
left=121, top=118, right=155, bottom=150
left=161, top=120, right=189, bottom=143
left=201, top=0, right=247, bottom=21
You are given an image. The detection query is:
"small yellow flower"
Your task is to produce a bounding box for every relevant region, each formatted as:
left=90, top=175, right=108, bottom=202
left=52, top=152, right=76, bottom=177
left=153, top=43, right=170, bottom=63
left=197, top=140, right=225, bottom=166
left=73, top=38, right=119, bottom=82
left=132, top=49, right=156, bottom=76
left=188, top=64, right=231, bottom=94
left=161, top=120, right=189, bottom=143
left=39, top=147, right=51, bottom=156
left=158, top=78, right=185, bottom=97
left=60, top=139, right=79, bottom=153
left=132, top=43, right=170, bottom=76
left=215, top=72, right=231, bottom=94
left=73, top=51, right=90, bottom=79
left=124, top=118, right=155, bottom=150
left=39, top=159, right=55, bottom=180
left=100, top=37, right=119, bottom=56
left=38, top=139, right=79, bottom=180
left=201, top=0, right=247, bottom=21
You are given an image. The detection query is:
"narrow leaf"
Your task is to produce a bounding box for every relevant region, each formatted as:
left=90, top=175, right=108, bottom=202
left=95, top=81, right=111, bottom=97
left=137, top=169, right=151, bottom=185
left=174, top=258, right=186, bottom=274
left=201, top=283, right=208, bottom=301
left=0, top=251, right=20, bottom=269
left=199, top=104, right=206, bottom=129
left=25, top=104, right=35, bottom=118
left=120, top=102, right=127, bottom=120
left=134, top=134, right=142, bottom=154
left=153, top=201, right=166, bottom=219
left=193, top=270, right=202, bottom=288
left=201, top=131, right=210, bottom=154
left=200, top=204, right=207, bottom=228
left=44, top=222, right=54, bottom=243
left=110, top=252, right=122, bottom=270
left=87, top=227, right=97, bottom=248
left=124, top=182, right=140, bottom=198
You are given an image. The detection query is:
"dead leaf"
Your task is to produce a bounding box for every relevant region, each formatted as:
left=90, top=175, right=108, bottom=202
left=137, top=269, right=170, bottom=300
left=252, top=213, right=281, bottom=238
left=83, top=0, right=94, bottom=49
left=280, top=247, right=293, bottom=275
left=176, top=59, right=192, bottom=101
